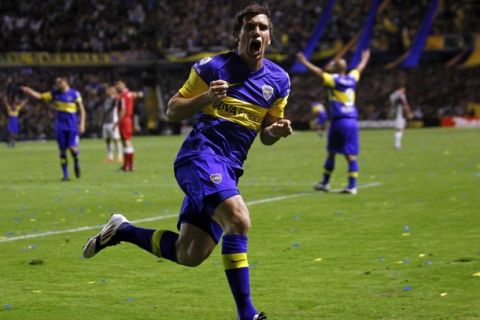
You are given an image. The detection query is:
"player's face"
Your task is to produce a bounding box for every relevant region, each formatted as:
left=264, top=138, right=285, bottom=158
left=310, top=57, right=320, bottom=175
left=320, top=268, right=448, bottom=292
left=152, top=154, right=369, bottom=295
left=107, top=86, right=117, bottom=97
left=325, top=59, right=346, bottom=74
left=237, top=14, right=271, bottom=66
left=115, top=82, right=125, bottom=93
left=55, top=78, right=68, bottom=91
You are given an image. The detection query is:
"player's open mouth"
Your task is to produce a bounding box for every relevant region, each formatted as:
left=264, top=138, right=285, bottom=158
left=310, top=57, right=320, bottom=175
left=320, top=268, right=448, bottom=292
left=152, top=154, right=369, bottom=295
left=249, top=39, right=262, bottom=54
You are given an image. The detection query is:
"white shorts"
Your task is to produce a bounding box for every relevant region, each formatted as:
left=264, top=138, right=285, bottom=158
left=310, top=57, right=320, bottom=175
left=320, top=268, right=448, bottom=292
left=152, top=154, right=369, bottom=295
left=395, top=117, right=406, bottom=130
left=102, top=123, right=120, bottom=140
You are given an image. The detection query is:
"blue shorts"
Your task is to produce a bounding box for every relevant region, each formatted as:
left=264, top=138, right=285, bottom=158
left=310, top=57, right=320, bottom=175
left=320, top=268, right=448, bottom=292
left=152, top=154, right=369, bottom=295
left=56, top=128, right=79, bottom=150
left=327, top=118, right=359, bottom=155
left=174, top=156, right=242, bottom=243
left=8, top=117, right=19, bottom=135
left=315, top=113, right=327, bottom=126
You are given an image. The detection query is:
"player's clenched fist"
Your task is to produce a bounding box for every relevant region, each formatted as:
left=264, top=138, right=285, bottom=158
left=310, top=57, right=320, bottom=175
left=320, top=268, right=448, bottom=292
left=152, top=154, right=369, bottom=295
left=208, top=80, right=229, bottom=101
left=269, top=119, right=293, bottom=138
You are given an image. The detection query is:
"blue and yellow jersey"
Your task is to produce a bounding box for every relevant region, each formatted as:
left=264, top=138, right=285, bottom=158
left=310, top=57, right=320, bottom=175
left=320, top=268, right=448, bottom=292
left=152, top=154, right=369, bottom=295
left=41, top=89, right=82, bottom=130
left=311, top=102, right=327, bottom=125
left=7, top=104, right=22, bottom=117
left=176, top=51, right=290, bottom=168
left=323, top=70, right=359, bottom=119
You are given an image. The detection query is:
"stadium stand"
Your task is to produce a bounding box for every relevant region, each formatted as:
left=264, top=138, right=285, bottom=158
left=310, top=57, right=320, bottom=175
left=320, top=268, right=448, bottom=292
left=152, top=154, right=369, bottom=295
left=1, top=1, right=480, bottom=140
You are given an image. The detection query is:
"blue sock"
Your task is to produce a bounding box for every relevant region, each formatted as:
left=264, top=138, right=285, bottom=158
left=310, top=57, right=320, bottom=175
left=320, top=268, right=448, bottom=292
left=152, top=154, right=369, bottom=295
left=60, top=151, right=68, bottom=178
left=348, top=159, right=359, bottom=189
left=117, top=224, right=178, bottom=263
left=222, top=234, right=257, bottom=320
left=322, top=157, right=335, bottom=184
left=117, top=223, right=155, bottom=252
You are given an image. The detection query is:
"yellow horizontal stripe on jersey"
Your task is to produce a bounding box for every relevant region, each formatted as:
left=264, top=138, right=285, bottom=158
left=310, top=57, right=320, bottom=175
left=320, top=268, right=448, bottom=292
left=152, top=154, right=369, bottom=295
left=54, top=101, right=77, bottom=113
left=203, top=96, right=268, bottom=131
left=331, top=89, right=356, bottom=104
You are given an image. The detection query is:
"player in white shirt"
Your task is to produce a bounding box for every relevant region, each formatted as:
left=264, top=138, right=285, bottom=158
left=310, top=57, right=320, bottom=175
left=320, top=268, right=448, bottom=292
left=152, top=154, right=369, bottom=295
left=102, top=86, right=122, bottom=163
left=389, top=87, right=413, bottom=150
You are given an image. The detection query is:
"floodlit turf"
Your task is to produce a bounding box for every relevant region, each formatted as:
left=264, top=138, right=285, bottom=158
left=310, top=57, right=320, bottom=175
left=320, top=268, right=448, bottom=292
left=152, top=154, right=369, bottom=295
left=1, top=128, right=479, bottom=320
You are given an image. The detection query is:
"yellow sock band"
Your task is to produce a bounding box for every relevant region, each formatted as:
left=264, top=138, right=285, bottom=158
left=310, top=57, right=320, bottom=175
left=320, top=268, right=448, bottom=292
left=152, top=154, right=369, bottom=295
left=349, top=172, right=359, bottom=178
left=151, top=230, right=165, bottom=257
left=223, top=253, right=249, bottom=270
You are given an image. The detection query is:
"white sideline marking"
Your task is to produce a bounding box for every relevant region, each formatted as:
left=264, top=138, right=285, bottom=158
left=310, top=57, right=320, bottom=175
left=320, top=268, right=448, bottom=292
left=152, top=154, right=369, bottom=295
left=0, top=182, right=382, bottom=243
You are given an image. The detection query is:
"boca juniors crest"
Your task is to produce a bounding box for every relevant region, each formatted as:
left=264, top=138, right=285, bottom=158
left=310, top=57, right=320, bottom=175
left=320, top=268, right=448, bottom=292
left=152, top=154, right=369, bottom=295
left=262, top=85, right=274, bottom=101
left=210, top=173, right=222, bottom=184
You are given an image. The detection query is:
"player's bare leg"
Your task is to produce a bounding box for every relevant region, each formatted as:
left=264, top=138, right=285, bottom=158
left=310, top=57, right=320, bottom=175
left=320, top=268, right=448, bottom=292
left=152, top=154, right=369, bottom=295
left=105, top=137, right=113, bottom=162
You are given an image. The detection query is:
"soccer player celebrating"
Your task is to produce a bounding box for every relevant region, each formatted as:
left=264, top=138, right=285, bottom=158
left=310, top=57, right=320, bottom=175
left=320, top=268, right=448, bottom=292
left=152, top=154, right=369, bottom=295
left=296, top=50, right=370, bottom=194
left=101, top=85, right=122, bottom=163
left=113, top=80, right=143, bottom=172
left=389, top=86, right=413, bottom=150
left=21, top=77, right=86, bottom=181
left=3, top=96, right=27, bottom=148
left=311, top=101, right=328, bottom=137
left=83, top=4, right=291, bottom=320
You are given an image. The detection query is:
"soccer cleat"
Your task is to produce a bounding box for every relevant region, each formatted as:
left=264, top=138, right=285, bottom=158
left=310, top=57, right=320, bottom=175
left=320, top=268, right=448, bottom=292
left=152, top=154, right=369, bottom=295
left=339, top=187, right=357, bottom=195
left=253, top=312, right=267, bottom=320
left=313, top=182, right=330, bottom=192
left=82, top=214, right=129, bottom=258
left=61, top=177, right=70, bottom=182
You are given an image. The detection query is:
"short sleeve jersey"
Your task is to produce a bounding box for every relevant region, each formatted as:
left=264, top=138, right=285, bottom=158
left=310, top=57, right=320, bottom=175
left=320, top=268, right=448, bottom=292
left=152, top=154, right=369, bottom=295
left=323, top=70, right=360, bottom=119
left=41, top=88, right=82, bottom=130
left=175, top=51, right=290, bottom=169
left=118, top=90, right=135, bottom=122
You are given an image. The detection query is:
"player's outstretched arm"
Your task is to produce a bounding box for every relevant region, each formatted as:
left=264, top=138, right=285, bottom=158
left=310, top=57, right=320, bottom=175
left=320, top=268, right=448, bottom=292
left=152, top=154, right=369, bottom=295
left=260, top=113, right=293, bottom=146
left=296, top=52, right=325, bottom=82
left=356, top=49, right=371, bottom=73
left=132, top=91, right=144, bottom=99
left=20, top=86, right=42, bottom=100
left=166, top=80, right=228, bottom=122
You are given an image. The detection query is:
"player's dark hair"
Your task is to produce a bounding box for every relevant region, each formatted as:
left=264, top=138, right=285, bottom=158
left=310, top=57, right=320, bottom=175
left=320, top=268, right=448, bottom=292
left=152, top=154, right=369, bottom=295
left=233, top=3, right=272, bottom=44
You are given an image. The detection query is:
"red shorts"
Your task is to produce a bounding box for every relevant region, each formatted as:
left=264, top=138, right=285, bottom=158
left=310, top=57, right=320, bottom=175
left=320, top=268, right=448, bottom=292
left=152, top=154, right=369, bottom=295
left=120, top=120, right=133, bottom=140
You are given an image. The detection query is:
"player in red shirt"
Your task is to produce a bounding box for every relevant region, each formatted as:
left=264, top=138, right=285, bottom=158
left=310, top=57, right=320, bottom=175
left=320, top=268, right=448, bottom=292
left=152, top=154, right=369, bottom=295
left=114, top=80, right=143, bottom=171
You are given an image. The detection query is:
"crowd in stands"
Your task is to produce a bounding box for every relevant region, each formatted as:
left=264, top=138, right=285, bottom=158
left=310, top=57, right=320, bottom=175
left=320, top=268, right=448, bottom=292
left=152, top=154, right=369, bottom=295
left=1, top=1, right=479, bottom=54
left=1, top=1, right=480, bottom=141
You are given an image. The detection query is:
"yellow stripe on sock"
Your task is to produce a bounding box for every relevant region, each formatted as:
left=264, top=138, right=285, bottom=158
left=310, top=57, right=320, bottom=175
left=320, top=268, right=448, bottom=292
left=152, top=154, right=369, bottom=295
left=223, top=253, right=249, bottom=270
left=151, top=230, right=165, bottom=257
left=324, top=170, right=332, bottom=175
left=349, top=172, right=359, bottom=178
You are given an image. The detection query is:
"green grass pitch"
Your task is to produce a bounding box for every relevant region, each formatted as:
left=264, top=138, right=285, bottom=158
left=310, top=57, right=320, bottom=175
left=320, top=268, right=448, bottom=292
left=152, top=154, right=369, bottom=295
left=1, top=128, right=479, bottom=319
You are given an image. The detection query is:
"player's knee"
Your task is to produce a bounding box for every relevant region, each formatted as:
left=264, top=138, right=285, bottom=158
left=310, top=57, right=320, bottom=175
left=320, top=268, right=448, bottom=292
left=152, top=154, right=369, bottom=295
left=225, top=210, right=251, bottom=234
